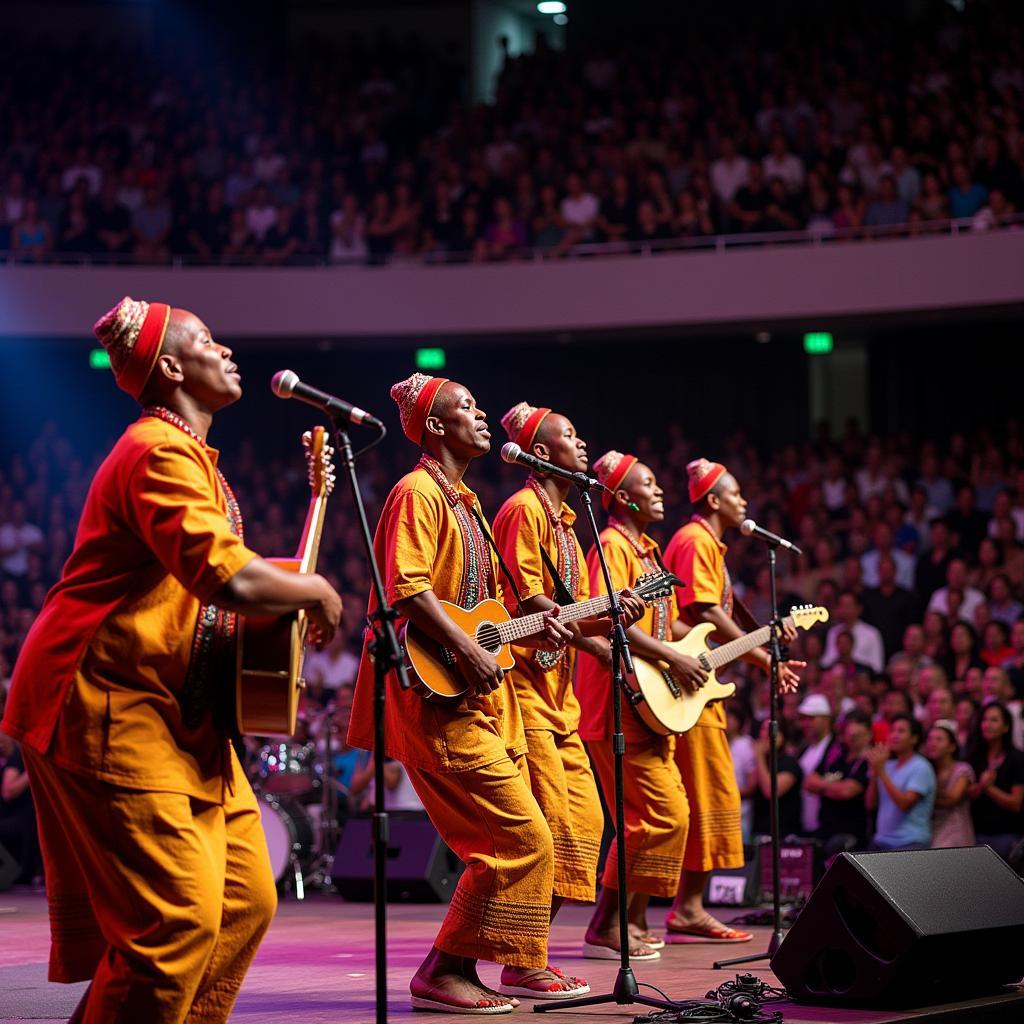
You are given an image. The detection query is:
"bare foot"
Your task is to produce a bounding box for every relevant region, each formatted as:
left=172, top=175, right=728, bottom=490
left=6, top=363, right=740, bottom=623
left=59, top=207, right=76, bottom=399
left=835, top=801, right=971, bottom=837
left=500, top=963, right=588, bottom=995
left=666, top=910, right=730, bottom=932
left=411, top=970, right=515, bottom=1011
left=584, top=927, right=656, bottom=958
left=462, top=958, right=520, bottom=1007
left=628, top=922, right=663, bottom=946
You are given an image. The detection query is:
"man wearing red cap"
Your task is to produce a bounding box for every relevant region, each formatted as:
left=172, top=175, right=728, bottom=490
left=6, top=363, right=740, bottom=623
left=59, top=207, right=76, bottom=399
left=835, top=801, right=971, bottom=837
left=1, top=297, right=342, bottom=1022
left=347, top=374, right=573, bottom=1015
left=575, top=452, right=708, bottom=958
left=662, top=459, right=802, bottom=943
left=491, top=403, right=644, bottom=999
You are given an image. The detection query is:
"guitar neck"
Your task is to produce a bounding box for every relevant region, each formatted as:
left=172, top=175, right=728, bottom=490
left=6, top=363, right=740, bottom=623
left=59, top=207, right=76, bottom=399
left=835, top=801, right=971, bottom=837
left=296, top=490, right=329, bottom=575
left=493, top=592, right=619, bottom=645
left=702, top=615, right=795, bottom=670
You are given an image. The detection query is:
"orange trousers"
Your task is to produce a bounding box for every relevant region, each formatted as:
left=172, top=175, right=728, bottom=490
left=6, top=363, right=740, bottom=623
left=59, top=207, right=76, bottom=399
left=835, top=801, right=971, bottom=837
left=24, top=747, right=276, bottom=1024
left=405, top=752, right=554, bottom=968
left=674, top=724, right=744, bottom=872
left=524, top=729, right=604, bottom=903
left=586, top=736, right=688, bottom=897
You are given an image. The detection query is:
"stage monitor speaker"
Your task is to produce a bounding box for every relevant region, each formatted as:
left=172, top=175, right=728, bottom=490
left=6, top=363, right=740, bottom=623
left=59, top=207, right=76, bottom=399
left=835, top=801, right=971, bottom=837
left=0, top=839, right=20, bottom=892
left=771, top=846, right=1024, bottom=1006
left=331, top=813, right=464, bottom=903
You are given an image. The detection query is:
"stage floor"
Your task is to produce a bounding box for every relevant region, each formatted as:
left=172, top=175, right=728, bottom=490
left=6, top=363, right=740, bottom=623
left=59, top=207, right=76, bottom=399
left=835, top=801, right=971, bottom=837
left=1, top=891, right=1022, bottom=1023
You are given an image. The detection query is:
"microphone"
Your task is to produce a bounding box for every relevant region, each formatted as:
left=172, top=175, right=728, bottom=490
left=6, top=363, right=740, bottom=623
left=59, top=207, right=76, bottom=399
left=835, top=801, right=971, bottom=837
left=740, top=518, right=802, bottom=555
left=271, top=370, right=384, bottom=430
left=501, top=442, right=640, bottom=511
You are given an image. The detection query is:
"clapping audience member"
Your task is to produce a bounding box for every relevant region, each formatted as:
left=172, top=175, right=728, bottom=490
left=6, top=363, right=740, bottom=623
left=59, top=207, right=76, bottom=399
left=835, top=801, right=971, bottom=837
left=866, top=714, right=936, bottom=851
left=967, top=703, right=1024, bottom=859
left=796, top=693, right=839, bottom=835
left=752, top=719, right=803, bottom=839
left=926, top=720, right=975, bottom=848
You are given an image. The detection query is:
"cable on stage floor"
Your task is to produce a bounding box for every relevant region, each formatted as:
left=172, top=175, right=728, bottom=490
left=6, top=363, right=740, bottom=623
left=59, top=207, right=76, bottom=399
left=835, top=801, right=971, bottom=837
left=632, top=972, right=787, bottom=1023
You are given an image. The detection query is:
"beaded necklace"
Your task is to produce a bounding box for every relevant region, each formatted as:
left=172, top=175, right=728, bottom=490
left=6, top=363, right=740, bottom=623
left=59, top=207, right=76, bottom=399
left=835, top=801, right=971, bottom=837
left=417, top=453, right=491, bottom=610
left=608, top=515, right=670, bottom=641
left=141, top=404, right=243, bottom=730
left=690, top=514, right=733, bottom=616
left=528, top=474, right=581, bottom=670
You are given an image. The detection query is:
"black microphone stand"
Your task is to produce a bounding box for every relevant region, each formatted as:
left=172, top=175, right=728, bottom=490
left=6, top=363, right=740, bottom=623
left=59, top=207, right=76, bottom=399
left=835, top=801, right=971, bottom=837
left=331, top=421, right=410, bottom=1024
left=535, top=483, right=676, bottom=1015
left=714, top=541, right=785, bottom=969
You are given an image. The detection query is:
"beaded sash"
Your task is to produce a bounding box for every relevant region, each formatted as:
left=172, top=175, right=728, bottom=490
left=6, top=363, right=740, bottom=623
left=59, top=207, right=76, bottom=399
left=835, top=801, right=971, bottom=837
left=141, top=406, right=243, bottom=730
left=417, top=454, right=492, bottom=611
left=609, top=517, right=671, bottom=641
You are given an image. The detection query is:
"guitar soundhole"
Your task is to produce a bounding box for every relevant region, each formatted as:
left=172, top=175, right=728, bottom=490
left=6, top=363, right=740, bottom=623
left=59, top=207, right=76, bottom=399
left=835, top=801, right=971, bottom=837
left=475, top=622, right=502, bottom=653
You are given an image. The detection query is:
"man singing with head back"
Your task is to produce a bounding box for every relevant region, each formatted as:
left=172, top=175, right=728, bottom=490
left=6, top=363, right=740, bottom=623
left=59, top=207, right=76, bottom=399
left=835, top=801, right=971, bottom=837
left=491, top=402, right=643, bottom=1000
left=663, top=458, right=802, bottom=944
left=1, top=296, right=342, bottom=1023
left=346, top=374, right=573, bottom=1015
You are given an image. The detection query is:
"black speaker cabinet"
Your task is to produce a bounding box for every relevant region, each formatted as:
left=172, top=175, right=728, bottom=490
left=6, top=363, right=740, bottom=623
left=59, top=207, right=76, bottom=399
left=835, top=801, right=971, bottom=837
left=771, top=846, right=1024, bottom=1006
left=331, top=813, right=464, bottom=903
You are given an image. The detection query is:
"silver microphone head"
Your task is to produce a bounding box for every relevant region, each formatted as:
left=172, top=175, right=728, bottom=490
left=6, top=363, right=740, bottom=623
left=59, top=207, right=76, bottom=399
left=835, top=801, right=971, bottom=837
left=271, top=369, right=300, bottom=398
left=500, top=442, right=522, bottom=464
left=740, top=518, right=757, bottom=537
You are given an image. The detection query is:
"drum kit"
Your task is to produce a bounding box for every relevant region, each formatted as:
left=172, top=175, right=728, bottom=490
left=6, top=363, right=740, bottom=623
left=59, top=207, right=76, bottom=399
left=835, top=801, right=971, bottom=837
left=248, top=703, right=342, bottom=898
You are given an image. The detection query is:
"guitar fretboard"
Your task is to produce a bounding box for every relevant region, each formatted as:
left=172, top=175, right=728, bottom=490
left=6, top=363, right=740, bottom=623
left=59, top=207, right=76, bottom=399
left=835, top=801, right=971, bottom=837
left=492, top=593, right=621, bottom=645
left=702, top=615, right=796, bottom=669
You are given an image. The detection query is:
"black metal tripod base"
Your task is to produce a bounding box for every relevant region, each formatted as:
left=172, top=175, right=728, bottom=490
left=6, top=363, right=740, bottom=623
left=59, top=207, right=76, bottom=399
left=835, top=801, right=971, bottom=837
left=534, top=966, right=677, bottom=1013
left=712, top=927, right=786, bottom=969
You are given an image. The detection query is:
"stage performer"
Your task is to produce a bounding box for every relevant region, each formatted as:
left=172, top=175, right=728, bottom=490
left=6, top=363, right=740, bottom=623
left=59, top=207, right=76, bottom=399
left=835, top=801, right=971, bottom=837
left=0, top=296, right=342, bottom=1023
left=663, top=458, right=802, bottom=944
left=575, top=452, right=709, bottom=958
left=346, top=374, right=574, bottom=1015
left=492, top=403, right=644, bottom=999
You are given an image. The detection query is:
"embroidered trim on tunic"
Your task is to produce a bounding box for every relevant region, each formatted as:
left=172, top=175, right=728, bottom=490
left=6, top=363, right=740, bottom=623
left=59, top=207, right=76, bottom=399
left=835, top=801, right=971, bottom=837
left=141, top=405, right=243, bottom=730
left=690, top=514, right=733, bottom=616
left=608, top=517, right=670, bottom=641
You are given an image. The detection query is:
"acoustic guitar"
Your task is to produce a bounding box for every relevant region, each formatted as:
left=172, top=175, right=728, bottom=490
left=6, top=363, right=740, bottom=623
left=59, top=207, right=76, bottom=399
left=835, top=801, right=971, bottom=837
left=624, top=605, right=829, bottom=735
left=236, top=427, right=335, bottom=737
left=402, top=570, right=680, bottom=701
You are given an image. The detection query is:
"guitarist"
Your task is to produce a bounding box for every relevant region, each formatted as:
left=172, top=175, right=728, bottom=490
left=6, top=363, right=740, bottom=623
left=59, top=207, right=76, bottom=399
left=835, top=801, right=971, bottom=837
left=1, top=297, right=343, bottom=1023
left=575, top=451, right=709, bottom=958
left=662, top=458, right=803, bottom=944
left=346, top=373, right=574, bottom=1016
left=491, top=402, right=645, bottom=999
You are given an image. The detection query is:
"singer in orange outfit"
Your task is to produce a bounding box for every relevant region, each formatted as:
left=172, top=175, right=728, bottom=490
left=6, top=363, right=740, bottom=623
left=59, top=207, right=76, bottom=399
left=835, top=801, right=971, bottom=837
left=0, top=297, right=342, bottom=1024
left=575, top=452, right=708, bottom=958
left=662, top=458, right=803, bottom=943
left=492, top=403, right=643, bottom=999
left=346, top=374, right=574, bottom=1015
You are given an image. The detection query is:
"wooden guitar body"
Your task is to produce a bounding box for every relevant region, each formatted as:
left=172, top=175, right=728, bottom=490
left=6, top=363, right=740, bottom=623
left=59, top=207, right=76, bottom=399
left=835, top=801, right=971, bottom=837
left=402, top=598, right=516, bottom=701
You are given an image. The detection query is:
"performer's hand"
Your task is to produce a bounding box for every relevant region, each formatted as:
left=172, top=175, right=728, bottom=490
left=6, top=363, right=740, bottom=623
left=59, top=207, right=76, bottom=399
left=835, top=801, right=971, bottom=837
left=306, top=576, right=342, bottom=646
left=457, top=641, right=507, bottom=695
left=535, top=610, right=574, bottom=651
left=617, top=589, right=645, bottom=628
left=776, top=660, right=805, bottom=693
left=780, top=620, right=798, bottom=644
left=667, top=652, right=708, bottom=693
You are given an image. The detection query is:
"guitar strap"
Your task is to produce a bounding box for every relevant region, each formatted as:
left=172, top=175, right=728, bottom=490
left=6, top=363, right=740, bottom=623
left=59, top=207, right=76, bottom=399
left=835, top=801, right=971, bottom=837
left=539, top=544, right=575, bottom=607
left=470, top=506, right=526, bottom=616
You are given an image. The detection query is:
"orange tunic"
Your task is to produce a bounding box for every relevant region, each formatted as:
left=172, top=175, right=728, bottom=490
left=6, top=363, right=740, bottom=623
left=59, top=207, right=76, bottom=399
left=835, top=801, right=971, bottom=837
left=576, top=525, right=678, bottom=743
left=1, top=418, right=257, bottom=802
left=664, top=518, right=744, bottom=872
left=346, top=466, right=525, bottom=769
left=492, top=483, right=603, bottom=902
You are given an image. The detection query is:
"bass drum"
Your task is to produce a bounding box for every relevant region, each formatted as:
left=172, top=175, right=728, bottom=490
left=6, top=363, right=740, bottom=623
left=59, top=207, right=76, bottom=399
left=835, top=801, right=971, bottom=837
left=259, top=793, right=316, bottom=885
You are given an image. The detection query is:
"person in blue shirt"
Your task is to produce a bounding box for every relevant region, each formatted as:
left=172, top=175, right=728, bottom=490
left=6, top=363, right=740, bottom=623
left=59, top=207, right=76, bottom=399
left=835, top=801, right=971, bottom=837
left=948, top=162, right=988, bottom=220
left=867, top=713, right=936, bottom=850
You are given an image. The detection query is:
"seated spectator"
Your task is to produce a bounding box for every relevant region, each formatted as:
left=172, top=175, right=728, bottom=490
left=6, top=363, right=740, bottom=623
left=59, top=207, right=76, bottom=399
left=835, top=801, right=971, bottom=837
left=981, top=667, right=1024, bottom=749
left=796, top=692, right=839, bottom=834
left=915, top=171, right=949, bottom=223
left=421, top=180, right=459, bottom=254
left=981, top=620, right=1014, bottom=668
left=987, top=574, right=1022, bottom=626
left=58, top=185, right=94, bottom=253
left=709, top=137, right=750, bottom=211
left=449, top=202, right=486, bottom=261
left=630, top=199, right=673, bottom=244
left=0, top=502, right=44, bottom=578
left=889, top=146, right=921, bottom=207
left=806, top=708, right=873, bottom=853
left=131, top=184, right=171, bottom=263
left=483, top=196, right=528, bottom=260
left=803, top=172, right=836, bottom=237
left=329, top=194, right=367, bottom=263
left=866, top=714, right=936, bottom=851
left=674, top=189, right=713, bottom=238
left=762, top=132, right=805, bottom=194
left=924, top=686, right=955, bottom=730
left=730, top=162, right=770, bottom=232
left=972, top=188, right=1016, bottom=231
left=900, top=623, right=933, bottom=674
left=967, top=702, right=1024, bottom=859
left=948, top=484, right=990, bottom=552
left=531, top=184, right=565, bottom=252
left=864, top=174, right=910, bottom=229
left=824, top=591, right=885, bottom=673
left=559, top=173, right=599, bottom=243
left=761, top=176, right=803, bottom=231
left=926, top=720, right=976, bottom=848
left=92, top=181, right=133, bottom=257
left=11, top=199, right=53, bottom=261
left=954, top=697, right=980, bottom=750
left=752, top=718, right=804, bottom=839
left=389, top=182, right=421, bottom=256
left=244, top=183, right=278, bottom=245
left=947, top=161, right=988, bottom=219
left=260, top=206, right=300, bottom=264
left=187, top=183, right=230, bottom=260
left=222, top=208, right=256, bottom=260
left=928, top=558, right=985, bottom=622
left=832, top=182, right=865, bottom=232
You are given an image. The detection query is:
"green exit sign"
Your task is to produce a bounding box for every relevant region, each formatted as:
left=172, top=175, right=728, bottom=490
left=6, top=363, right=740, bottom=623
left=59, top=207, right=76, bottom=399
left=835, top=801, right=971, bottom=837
left=803, top=332, right=834, bottom=354
left=89, top=349, right=111, bottom=369
left=415, top=347, right=446, bottom=370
